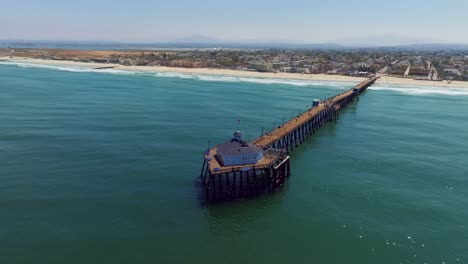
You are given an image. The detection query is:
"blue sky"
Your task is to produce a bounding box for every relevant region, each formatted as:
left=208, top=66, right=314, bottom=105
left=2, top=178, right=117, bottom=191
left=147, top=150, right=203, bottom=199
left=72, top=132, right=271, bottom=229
left=2, top=0, right=468, bottom=44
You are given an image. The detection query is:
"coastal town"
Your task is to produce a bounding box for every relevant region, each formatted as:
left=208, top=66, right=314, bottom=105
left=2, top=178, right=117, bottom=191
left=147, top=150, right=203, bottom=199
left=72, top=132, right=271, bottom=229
left=2, top=47, right=468, bottom=81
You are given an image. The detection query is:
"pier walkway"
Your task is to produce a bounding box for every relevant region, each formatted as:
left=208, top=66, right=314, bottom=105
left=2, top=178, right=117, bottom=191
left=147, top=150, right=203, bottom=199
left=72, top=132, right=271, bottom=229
left=252, top=77, right=378, bottom=149
left=200, top=76, right=379, bottom=201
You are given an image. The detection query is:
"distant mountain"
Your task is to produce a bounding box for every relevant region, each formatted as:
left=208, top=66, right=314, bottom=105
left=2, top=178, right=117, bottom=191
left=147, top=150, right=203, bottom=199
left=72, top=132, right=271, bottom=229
left=234, top=42, right=346, bottom=50
left=385, top=43, right=468, bottom=51
left=335, top=35, right=445, bottom=47
left=1, top=39, right=468, bottom=51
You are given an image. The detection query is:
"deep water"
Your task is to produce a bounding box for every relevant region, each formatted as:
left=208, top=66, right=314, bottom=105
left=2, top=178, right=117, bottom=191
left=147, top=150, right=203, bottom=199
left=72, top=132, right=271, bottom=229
left=1, top=62, right=468, bottom=263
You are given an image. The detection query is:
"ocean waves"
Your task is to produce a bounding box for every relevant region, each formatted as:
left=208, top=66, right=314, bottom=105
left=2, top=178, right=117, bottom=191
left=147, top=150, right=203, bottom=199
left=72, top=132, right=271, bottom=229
left=1, top=61, right=355, bottom=88
left=0, top=61, right=141, bottom=75
left=154, top=71, right=356, bottom=88
left=370, top=84, right=468, bottom=96
left=5, top=61, right=468, bottom=96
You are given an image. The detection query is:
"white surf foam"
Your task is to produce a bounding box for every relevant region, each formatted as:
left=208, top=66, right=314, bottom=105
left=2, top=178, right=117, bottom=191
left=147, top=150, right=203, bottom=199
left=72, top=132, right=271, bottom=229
left=0, top=61, right=141, bottom=75
left=154, top=72, right=196, bottom=79
left=198, top=75, right=238, bottom=82
left=154, top=71, right=356, bottom=88
left=370, top=84, right=468, bottom=96
left=1, top=60, right=358, bottom=88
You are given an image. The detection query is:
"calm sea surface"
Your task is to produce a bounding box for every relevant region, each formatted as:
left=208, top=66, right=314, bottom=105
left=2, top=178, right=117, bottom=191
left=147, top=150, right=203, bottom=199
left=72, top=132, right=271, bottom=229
left=1, top=62, right=468, bottom=263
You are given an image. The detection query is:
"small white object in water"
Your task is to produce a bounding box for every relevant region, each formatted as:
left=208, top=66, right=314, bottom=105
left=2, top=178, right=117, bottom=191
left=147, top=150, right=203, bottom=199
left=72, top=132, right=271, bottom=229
left=422, top=244, right=425, bottom=247
left=359, top=235, right=362, bottom=238
left=408, top=236, right=411, bottom=239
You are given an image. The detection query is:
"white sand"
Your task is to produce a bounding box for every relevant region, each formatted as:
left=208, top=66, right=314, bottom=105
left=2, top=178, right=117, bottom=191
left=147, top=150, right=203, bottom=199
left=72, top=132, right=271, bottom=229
left=2, top=56, right=468, bottom=88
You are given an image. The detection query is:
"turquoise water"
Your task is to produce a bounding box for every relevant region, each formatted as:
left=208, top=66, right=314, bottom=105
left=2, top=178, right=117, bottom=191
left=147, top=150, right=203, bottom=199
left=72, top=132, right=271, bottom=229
left=1, top=62, right=468, bottom=263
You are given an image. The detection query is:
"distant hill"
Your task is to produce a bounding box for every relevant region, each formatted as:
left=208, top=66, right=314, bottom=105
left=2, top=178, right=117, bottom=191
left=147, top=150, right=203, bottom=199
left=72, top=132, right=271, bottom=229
left=385, top=43, right=468, bottom=51
left=1, top=39, right=468, bottom=51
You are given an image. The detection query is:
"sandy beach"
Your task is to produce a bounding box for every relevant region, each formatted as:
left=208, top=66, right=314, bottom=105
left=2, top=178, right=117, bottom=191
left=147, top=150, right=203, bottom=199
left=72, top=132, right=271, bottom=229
left=2, top=56, right=468, bottom=88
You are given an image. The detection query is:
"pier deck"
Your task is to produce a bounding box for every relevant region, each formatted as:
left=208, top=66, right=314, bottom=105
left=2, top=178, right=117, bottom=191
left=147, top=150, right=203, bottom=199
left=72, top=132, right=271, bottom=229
left=205, top=147, right=282, bottom=175
left=252, top=77, right=377, bottom=149
left=200, top=76, right=378, bottom=201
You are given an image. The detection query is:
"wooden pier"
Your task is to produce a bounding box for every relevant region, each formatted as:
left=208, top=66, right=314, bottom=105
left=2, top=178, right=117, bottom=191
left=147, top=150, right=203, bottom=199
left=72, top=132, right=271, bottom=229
left=200, top=76, right=379, bottom=202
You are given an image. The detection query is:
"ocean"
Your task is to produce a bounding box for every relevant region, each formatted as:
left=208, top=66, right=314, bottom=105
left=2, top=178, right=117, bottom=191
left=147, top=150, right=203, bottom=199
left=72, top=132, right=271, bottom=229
left=1, top=62, right=467, bottom=263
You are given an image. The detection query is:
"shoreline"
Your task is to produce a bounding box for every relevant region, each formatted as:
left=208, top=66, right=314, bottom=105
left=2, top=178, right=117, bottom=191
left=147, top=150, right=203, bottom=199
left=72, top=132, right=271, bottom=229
left=2, top=56, right=468, bottom=88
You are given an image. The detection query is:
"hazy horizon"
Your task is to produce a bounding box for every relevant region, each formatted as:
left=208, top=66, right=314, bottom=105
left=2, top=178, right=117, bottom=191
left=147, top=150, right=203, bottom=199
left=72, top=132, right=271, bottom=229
left=2, top=0, right=468, bottom=46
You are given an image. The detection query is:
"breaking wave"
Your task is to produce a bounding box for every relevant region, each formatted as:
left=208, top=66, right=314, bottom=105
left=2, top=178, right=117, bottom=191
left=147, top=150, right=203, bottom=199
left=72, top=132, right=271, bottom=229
left=0, top=61, right=141, bottom=75
left=370, top=84, right=468, bottom=96
left=2, top=60, right=357, bottom=88
left=154, top=71, right=356, bottom=88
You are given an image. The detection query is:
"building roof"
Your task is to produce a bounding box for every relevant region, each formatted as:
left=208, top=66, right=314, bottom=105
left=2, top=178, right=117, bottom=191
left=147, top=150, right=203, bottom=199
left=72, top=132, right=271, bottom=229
left=217, top=139, right=262, bottom=157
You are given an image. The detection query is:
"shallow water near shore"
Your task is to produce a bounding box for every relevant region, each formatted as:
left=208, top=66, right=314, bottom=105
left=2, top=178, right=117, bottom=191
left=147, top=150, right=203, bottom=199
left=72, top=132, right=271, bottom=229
left=1, top=63, right=468, bottom=263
